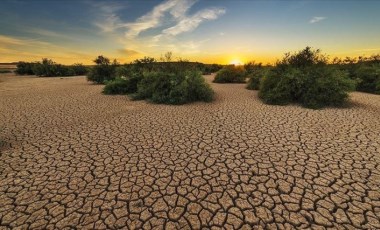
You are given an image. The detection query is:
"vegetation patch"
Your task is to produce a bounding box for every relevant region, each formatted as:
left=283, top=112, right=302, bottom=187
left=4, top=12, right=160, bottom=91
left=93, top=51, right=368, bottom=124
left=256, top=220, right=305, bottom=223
left=259, top=47, right=356, bottom=109
left=213, top=65, right=246, bottom=83
left=350, top=64, right=380, bottom=94
left=133, top=70, right=214, bottom=104
left=15, top=59, right=88, bottom=76
left=245, top=62, right=267, bottom=90
left=98, top=54, right=215, bottom=105
left=87, top=56, right=118, bottom=84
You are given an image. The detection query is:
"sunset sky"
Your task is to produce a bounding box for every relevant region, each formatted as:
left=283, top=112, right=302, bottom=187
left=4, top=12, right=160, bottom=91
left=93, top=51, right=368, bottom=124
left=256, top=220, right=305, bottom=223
left=1, top=0, right=380, bottom=65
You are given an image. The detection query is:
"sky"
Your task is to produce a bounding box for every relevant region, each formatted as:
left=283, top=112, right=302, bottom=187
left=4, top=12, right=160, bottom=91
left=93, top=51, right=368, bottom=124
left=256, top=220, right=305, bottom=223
left=1, top=0, right=380, bottom=65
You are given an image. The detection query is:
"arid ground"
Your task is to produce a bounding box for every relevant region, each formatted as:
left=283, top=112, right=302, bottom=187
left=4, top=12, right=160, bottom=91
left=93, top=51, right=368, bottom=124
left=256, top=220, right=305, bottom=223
left=0, top=73, right=380, bottom=229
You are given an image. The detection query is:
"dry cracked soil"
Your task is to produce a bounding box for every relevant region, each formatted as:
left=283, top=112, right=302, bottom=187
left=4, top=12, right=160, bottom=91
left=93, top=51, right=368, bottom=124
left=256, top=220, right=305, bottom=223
left=0, top=73, right=380, bottom=229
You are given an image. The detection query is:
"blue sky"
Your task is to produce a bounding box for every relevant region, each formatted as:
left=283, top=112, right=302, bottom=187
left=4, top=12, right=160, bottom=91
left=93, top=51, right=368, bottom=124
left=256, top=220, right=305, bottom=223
left=1, top=0, right=380, bottom=64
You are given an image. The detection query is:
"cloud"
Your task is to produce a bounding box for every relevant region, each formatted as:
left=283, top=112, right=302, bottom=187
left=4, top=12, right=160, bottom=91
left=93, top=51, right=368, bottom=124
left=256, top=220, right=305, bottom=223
left=309, top=16, right=326, bottom=24
left=0, top=35, right=59, bottom=48
left=117, top=48, right=140, bottom=56
left=354, top=48, right=380, bottom=52
left=92, top=1, right=127, bottom=32
left=0, top=35, right=25, bottom=45
left=162, top=8, right=226, bottom=36
left=0, top=35, right=95, bottom=64
left=124, top=0, right=196, bottom=38
left=93, top=0, right=225, bottom=38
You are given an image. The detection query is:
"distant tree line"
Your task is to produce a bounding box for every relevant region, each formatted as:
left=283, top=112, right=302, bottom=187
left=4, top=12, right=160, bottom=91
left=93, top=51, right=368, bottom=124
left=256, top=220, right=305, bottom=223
left=15, top=58, right=88, bottom=76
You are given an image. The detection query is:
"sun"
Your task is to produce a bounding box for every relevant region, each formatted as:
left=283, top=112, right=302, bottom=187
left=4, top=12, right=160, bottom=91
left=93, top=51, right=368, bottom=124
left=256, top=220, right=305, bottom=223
left=229, top=59, right=243, bottom=66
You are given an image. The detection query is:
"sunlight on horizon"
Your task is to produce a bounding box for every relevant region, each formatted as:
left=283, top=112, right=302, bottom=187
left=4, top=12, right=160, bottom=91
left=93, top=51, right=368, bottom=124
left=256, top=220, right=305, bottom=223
left=229, top=59, right=243, bottom=66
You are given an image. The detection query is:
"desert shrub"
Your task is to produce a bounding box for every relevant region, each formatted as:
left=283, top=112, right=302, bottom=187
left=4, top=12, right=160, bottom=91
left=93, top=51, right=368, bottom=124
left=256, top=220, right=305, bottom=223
left=134, top=70, right=214, bottom=104
left=32, top=58, right=59, bottom=76
left=259, top=68, right=300, bottom=105
left=299, top=67, right=356, bottom=108
left=213, top=66, right=246, bottom=83
left=245, top=62, right=266, bottom=90
left=351, top=64, right=380, bottom=94
left=277, top=46, right=328, bottom=68
left=259, top=47, right=356, bottom=109
left=202, top=64, right=223, bottom=75
left=103, top=77, right=130, bottom=95
left=15, top=62, right=35, bottom=75
left=246, top=72, right=264, bottom=90
left=71, top=63, right=88, bottom=75
left=87, top=55, right=118, bottom=84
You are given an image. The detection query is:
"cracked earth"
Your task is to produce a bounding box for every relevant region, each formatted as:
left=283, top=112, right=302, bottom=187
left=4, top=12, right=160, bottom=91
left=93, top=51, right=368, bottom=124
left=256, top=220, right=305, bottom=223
left=0, top=73, right=380, bottom=229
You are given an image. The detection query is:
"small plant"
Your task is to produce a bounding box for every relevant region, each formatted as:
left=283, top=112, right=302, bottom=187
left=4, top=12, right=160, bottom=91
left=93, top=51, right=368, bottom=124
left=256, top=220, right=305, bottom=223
left=202, top=64, right=223, bottom=75
left=213, top=66, right=246, bottom=83
left=103, top=77, right=130, bottom=95
left=15, top=62, right=35, bottom=75
left=71, top=63, right=88, bottom=75
left=246, top=73, right=263, bottom=90
left=259, top=47, right=356, bottom=109
left=351, top=64, right=380, bottom=94
left=134, top=70, right=214, bottom=104
left=87, top=55, right=118, bottom=84
left=245, top=62, right=266, bottom=90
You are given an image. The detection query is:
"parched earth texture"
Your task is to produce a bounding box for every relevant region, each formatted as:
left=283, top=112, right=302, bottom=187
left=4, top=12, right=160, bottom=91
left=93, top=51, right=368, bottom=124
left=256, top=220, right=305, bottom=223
left=0, top=74, right=380, bottom=229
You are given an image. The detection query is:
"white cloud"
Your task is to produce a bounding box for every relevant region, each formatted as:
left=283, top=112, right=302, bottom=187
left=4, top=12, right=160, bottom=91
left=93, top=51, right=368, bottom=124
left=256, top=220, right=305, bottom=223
left=93, top=0, right=225, bottom=39
left=162, top=8, right=226, bottom=36
left=93, top=1, right=127, bottom=32
left=309, top=16, right=326, bottom=24
left=124, top=0, right=180, bottom=38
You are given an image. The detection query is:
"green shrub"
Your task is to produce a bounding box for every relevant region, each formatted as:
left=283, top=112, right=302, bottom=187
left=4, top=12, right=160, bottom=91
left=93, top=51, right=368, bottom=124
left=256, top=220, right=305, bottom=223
left=259, top=47, right=356, bottom=109
left=103, top=77, right=129, bottom=95
left=202, top=64, right=223, bottom=75
left=351, top=64, right=380, bottom=94
left=0, top=70, right=12, bottom=73
left=278, top=46, right=328, bottom=68
left=87, top=55, right=118, bottom=84
left=300, top=67, right=356, bottom=108
left=213, top=66, right=246, bottom=83
left=134, top=70, right=214, bottom=104
left=259, top=66, right=356, bottom=109
left=15, top=62, right=35, bottom=75
left=32, top=58, right=60, bottom=76
left=16, top=60, right=88, bottom=77
left=245, top=62, right=268, bottom=90
left=259, top=68, right=300, bottom=105
left=246, top=73, right=263, bottom=90
left=71, top=63, right=88, bottom=75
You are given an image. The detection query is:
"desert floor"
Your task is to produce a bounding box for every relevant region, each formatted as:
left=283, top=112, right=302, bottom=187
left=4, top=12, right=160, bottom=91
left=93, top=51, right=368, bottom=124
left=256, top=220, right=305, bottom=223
left=0, top=73, right=380, bottom=229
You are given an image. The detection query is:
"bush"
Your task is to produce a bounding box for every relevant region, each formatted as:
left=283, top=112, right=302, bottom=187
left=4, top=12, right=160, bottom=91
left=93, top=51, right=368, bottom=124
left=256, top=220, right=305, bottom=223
left=351, top=64, right=380, bottom=94
left=202, top=64, right=223, bottom=75
left=15, top=59, right=88, bottom=77
left=259, top=47, right=356, bottom=109
left=32, top=58, right=62, bottom=76
left=15, top=62, right=35, bottom=75
left=87, top=55, right=118, bottom=84
left=103, top=77, right=130, bottom=95
left=0, top=70, right=12, bottom=73
left=71, top=63, right=88, bottom=75
left=213, top=66, right=246, bottom=83
left=259, top=66, right=356, bottom=109
left=246, top=73, right=263, bottom=90
left=245, top=62, right=267, bottom=90
left=134, top=70, right=214, bottom=104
